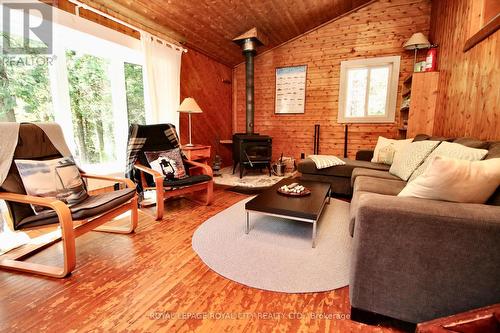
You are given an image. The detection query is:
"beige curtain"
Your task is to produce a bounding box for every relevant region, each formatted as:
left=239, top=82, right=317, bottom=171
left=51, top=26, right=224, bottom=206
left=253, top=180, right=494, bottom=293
left=141, top=32, right=183, bottom=129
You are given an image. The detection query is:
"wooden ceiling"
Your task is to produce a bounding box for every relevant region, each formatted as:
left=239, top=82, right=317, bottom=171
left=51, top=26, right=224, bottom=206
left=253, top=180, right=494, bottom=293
left=77, top=0, right=373, bottom=66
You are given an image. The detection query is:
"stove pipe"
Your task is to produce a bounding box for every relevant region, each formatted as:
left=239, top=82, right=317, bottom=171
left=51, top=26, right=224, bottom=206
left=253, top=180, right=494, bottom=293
left=242, top=38, right=256, bottom=134
left=234, top=28, right=265, bottom=135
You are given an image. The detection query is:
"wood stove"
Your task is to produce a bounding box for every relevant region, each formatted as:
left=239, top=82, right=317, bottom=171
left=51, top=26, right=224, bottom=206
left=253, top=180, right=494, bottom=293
left=232, top=133, right=272, bottom=178
left=232, top=28, right=273, bottom=178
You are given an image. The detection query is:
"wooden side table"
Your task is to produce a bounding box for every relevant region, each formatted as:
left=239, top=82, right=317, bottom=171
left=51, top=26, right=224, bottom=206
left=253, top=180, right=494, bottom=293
left=181, top=145, right=211, bottom=165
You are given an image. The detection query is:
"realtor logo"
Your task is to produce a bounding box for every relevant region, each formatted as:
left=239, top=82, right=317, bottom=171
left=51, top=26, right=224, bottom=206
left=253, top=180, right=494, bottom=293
left=1, top=1, right=53, bottom=54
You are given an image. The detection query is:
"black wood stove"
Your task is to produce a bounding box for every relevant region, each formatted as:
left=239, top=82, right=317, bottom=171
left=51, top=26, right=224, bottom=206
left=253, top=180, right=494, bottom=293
left=232, top=28, right=272, bottom=178
left=232, top=133, right=272, bottom=178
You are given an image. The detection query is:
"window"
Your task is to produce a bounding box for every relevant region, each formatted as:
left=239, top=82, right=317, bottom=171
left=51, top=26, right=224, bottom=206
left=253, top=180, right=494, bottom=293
left=1, top=4, right=147, bottom=173
left=66, top=50, right=115, bottom=165
left=338, top=56, right=400, bottom=123
left=1, top=33, right=53, bottom=123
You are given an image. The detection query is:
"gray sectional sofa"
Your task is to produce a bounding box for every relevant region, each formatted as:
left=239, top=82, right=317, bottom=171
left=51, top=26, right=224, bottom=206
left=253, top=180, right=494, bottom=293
left=298, top=135, right=500, bottom=324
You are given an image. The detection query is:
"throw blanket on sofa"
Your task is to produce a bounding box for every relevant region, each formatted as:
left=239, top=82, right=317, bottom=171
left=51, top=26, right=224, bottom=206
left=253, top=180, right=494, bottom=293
left=308, top=155, right=346, bottom=169
left=0, top=122, right=72, bottom=186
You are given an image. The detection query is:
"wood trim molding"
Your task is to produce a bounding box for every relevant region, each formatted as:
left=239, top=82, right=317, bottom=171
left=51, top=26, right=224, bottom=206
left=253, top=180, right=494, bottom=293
left=464, top=13, right=500, bottom=52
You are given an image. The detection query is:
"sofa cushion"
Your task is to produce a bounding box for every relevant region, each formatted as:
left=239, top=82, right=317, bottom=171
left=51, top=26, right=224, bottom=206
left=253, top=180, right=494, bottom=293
left=412, top=134, right=431, bottom=142
left=371, top=136, right=413, bottom=165
left=409, top=142, right=488, bottom=182
left=307, top=155, right=346, bottom=169
left=17, top=188, right=136, bottom=230
left=353, top=176, right=407, bottom=197
left=399, top=156, right=500, bottom=204
left=355, top=150, right=374, bottom=162
left=453, top=137, right=490, bottom=149
left=163, top=174, right=211, bottom=188
left=487, top=187, right=500, bottom=206
left=300, top=173, right=353, bottom=196
left=389, top=141, right=440, bottom=181
left=298, top=158, right=390, bottom=178
left=349, top=176, right=407, bottom=235
left=486, top=141, right=500, bottom=159
left=412, top=134, right=454, bottom=142
left=351, top=168, right=402, bottom=187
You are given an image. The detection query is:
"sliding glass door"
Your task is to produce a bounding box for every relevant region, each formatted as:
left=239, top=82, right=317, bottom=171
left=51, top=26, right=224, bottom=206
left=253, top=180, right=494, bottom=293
left=1, top=16, right=147, bottom=173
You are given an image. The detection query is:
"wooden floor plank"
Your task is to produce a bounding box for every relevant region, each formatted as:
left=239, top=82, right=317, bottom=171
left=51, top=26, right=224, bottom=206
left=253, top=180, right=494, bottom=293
left=0, top=187, right=404, bottom=333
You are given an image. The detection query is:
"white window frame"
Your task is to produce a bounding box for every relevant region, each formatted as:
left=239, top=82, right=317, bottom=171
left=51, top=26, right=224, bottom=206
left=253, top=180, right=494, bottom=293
left=338, top=56, right=400, bottom=123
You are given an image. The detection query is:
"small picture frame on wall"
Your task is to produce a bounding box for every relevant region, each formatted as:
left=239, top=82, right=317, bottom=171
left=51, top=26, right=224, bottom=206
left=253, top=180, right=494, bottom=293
left=275, top=65, right=307, bottom=114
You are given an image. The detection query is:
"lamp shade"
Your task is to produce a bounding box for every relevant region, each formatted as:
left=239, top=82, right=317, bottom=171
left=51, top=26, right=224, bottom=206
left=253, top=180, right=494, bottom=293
left=403, top=32, right=431, bottom=50
left=178, top=97, right=203, bottom=113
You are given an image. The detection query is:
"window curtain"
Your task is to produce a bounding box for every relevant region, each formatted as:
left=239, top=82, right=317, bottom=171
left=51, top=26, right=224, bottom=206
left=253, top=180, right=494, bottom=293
left=141, top=32, right=182, bottom=129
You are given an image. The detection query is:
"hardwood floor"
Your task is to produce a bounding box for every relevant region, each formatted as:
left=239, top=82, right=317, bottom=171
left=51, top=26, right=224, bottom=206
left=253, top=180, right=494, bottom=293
left=0, top=187, right=405, bottom=333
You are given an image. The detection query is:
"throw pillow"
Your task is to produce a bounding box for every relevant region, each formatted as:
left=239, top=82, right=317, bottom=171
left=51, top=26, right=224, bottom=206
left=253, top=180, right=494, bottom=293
left=371, top=136, right=413, bottom=165
left=389, top=140, right=440, bottom=181
left=144, top=148, right=187, bottom=180
left=398, top=156, right=500, bottom=204
left=15, top=157, right=88, bottom=214
left=409, top=141, right=488, bottom=182
left=308, top=155, right=346, bottom=169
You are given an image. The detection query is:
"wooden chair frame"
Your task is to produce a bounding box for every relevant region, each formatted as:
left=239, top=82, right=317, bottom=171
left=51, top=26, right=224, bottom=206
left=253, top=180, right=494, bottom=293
left=0, top=173, right=138, bottom=278
left=134, top=159, right=214, bottom=220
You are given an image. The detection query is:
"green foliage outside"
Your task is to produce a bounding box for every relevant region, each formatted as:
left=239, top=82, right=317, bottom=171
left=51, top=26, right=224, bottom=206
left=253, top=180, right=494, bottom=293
left=125, top=62, right=146, bottom=126
left=66, top=50, right=115, bottom=164
left=0, top=32, right=53, bottom=123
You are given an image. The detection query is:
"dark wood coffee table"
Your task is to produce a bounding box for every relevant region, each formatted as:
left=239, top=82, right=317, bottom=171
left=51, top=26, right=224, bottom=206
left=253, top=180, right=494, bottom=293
left=245, top=179, right=331, bottom=248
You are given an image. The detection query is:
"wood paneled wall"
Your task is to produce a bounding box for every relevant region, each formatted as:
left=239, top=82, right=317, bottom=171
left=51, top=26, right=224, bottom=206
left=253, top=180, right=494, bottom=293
left=430, top=0, right=500, bottom=140
left=180, top=48, right=233, bottom=166
left=233, top=0, right=432, bottom=160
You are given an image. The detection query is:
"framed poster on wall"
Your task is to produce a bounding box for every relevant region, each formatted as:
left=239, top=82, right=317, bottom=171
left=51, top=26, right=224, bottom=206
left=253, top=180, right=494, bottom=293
left=275, top=65, right=307, bottom=114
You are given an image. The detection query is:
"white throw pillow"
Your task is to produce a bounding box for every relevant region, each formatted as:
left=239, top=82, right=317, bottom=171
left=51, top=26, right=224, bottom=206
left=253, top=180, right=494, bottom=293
left=389, top=140, right=440, bottom=181
left=371, top=136, right=413, bottom=165
left=308, top=155, right=346, bottom=169
left=408, top=141, right=488, bottom=181
left=399, top=156, right=500, bottom=203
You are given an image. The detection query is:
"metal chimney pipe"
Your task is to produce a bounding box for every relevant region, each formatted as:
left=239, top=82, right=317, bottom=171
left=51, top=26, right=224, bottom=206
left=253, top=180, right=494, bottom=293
left=233, top=29, right=265, bottom=135
left=242, top=38, right=256, bottom=134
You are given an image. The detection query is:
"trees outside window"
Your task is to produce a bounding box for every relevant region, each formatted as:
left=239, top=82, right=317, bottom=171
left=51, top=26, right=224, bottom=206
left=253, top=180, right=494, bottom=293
left=124, top=62, right=146, bottom=126
left=66, top=50, right=115, bottom=165
left=0, top=33, right=53, bottom=123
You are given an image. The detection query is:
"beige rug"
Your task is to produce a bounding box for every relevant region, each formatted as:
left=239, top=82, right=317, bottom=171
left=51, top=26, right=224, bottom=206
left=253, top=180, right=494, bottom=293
left=192, top=197, right=352, bottom=293
left=214, top=166, right=292, bottom=188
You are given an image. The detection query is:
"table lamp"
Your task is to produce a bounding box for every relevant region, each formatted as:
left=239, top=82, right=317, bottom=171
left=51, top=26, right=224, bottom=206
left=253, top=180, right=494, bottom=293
left=178, top=97, right=203, bottom=147
left=403, top=32, right=431, bottom=70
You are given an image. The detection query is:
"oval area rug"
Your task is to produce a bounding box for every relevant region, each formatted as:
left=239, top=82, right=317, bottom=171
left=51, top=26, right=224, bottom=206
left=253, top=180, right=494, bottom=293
left=192, top=197, right=352, bottom=293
